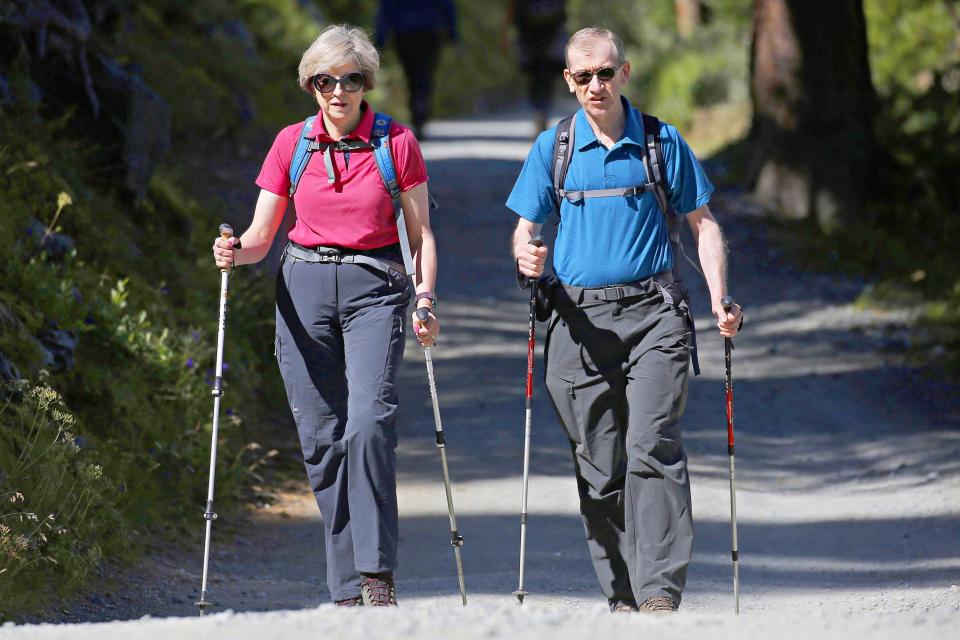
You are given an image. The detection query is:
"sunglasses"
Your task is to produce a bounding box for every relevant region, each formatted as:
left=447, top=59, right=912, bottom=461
left=312, top=72, right=365, bottom=94
left=570, top=66, right=620, bottom=86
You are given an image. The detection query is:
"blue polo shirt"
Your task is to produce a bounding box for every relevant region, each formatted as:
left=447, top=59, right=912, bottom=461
left=506, top=98, right=714, bottom=287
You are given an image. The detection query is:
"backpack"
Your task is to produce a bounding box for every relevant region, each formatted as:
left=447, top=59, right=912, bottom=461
left=287, top=112, right=415, bottom=275
left=550, top=111, right=703, bottom=284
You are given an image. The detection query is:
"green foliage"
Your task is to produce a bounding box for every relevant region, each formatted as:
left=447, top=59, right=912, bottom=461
left=0, top=58, right=281, bottom=618
left=117, top=0, right=325, bottom=135
left=0, top=383, right=122, bottom=615
left=857, top=1, right=960, bottom=362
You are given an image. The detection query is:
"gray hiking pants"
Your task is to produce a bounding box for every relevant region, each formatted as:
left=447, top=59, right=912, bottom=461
left=274, top=243, right=410, bottom=601
left=543, top=277, right=694, bottom=606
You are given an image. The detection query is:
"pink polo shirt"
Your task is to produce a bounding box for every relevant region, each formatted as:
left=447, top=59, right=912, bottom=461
left=256, top=103, right=428, bottom=250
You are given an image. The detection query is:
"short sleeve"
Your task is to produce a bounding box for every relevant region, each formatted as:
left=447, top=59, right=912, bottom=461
left=505, top=130, right=556, bottom=224
left=255, top=123, right=301, bottom=197
left=662, top=124, right=714, bottom=215
left=390, top=126, right=429, bottom=192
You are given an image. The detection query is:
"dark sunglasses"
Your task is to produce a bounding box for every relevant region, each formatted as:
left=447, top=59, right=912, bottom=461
left=312, top=72, right=365, bottom=94
left=570, top=66, right=620, bottom=86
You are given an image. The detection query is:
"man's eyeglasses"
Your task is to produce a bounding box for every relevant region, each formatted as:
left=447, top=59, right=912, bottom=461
left=312, top=72, right=365, bottom=94
left=570, top=66, right=620, bottom=87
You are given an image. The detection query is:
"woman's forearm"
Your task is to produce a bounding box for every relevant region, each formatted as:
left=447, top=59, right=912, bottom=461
left=235, top=190, right=288, bottom=266
left=414, top=227, right=438, bottom=298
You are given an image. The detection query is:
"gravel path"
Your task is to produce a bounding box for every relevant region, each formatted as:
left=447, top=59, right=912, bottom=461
left=4, top=109, right=958, bottom=639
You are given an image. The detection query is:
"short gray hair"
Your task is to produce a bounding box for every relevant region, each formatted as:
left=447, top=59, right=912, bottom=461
left=565, top=28, right=626, bottom=69
left=298, top=24, right=380, bottom=94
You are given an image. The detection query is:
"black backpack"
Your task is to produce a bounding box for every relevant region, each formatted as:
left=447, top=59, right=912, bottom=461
left=550, top=111, right=703, bottom=283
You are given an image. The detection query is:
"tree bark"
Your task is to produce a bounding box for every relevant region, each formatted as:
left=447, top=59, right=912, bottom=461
left=748, top=0, right=878, bottom=231
left=674, top=0, right=702, bottom=40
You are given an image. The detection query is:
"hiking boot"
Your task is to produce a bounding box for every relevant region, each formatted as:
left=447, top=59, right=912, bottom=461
left=360, top=574, right=397, bottom=607
left=335, top=596, right=362, bottom=607
left=609, top=599, right=639, bottom=613
left=637, top=595, right=678, bottom=613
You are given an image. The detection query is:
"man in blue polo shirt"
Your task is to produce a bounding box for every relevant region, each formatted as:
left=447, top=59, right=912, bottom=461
left=508, top=27, right=742, bottom=613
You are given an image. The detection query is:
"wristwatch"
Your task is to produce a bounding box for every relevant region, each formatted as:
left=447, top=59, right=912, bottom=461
left=415, top=291, right=437, bottom=311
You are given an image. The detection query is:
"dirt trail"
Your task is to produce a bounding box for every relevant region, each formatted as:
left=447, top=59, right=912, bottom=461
left=4, top=109, right=958, bottom=638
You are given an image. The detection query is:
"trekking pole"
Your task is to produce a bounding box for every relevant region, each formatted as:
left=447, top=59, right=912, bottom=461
left=195, top=223, right=239, bottom=615
left=415, top=308, right=468, bottom=606
left=515, top=236, right=543, bottom=605
left=721, top=296, right=740, bottom=615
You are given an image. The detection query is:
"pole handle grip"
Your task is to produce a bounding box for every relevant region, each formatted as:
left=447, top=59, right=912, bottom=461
left=218, top=223, right=241, bottom=272
left=416, top=307, right=430, bottom=322
left=219, top=223, right=242, bottom=248
left=721, top=296, right=734, bottom=313
left=529, top=236, right=543, bottom=248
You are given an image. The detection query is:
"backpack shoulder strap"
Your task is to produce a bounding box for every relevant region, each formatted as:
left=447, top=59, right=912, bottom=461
left=370, top=113, right=400, bottom=201
left=288, top=116, right=317, bottom=198
left=640, top=112, right=672, bottom=215
left=552, top=115, right=575, bottom=215
left=640, top=112, right=706, bottom=282
left=370, top=112, right=415, bottom=275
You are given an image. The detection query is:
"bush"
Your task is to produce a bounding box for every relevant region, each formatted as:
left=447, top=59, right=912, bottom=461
left=0, top=382, right=121, bottom=616
left=0, top=61, right=281, bottom=618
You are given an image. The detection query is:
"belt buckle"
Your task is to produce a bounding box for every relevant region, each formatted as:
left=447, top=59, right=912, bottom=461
left=603, top=287, right=625, bottom=301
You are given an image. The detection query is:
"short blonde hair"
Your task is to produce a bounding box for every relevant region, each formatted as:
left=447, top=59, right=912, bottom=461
left=298, top=24, right=380, bottom=94
left=565, top=28, right=626, bottom=69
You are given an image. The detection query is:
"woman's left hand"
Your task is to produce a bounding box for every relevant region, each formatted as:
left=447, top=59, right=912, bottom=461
left=412, top=308, right=440, bottom=347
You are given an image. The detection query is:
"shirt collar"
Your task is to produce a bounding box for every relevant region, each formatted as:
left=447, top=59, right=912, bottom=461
left=310, top=101, right=374, bottom=143
left=574, top=96, right=643, bottom=150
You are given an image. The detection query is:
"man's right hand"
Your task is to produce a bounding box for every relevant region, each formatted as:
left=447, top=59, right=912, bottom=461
left=515, top=239, right=548, bottom=278
left=212, top=236, right=238, bottom=270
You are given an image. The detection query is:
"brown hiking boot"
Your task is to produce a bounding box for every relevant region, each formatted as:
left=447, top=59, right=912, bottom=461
left=360, top=574, right=397, bottom=607
left=335, top=596, right=362, bottom=607
left=638, top=595, right=678, bottom=613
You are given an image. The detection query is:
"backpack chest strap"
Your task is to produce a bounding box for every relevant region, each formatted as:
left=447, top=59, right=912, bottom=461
left=307, top=139, right=375, bottom=185
left=558, top=183, right=655, bottom=203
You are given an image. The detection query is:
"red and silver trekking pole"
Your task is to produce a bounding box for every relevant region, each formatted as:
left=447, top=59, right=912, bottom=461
left=415, top=308, right=468, bottom=606
left=515, top=236, right=543, bottom=605
left=195, top=223, right=238, bottom=615
left=721, top=296, right=740, bottom=615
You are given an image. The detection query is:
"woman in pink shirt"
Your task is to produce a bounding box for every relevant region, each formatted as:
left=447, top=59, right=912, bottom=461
left=212, top=24, right=438, bottom=607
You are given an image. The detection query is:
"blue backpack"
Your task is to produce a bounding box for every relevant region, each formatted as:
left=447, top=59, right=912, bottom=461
left=286, top=112, right=414, bottom=274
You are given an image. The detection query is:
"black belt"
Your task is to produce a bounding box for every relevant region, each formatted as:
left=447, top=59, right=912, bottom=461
left=561, top=271, right=676, bottom=305
left=284, top=242, right=405, bottom=275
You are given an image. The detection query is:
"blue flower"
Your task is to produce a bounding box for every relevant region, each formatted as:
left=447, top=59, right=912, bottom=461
left=185, top=358, right=194, bottom=369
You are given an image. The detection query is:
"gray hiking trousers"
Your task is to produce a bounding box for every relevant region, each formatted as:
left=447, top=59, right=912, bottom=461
left=543, top=276, right=695, bottom=606
left=274, top=242, right=410, bottom=601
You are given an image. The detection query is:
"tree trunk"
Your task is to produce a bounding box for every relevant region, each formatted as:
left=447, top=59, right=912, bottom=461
left=674, top=0, right=701, bottom=40
left=748, top=0, right=878, bottom=231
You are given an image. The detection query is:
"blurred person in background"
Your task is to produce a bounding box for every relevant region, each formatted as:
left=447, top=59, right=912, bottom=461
left=376, top=0, right=458, bottom=140
left=502, top=0, right=568, bottom=134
